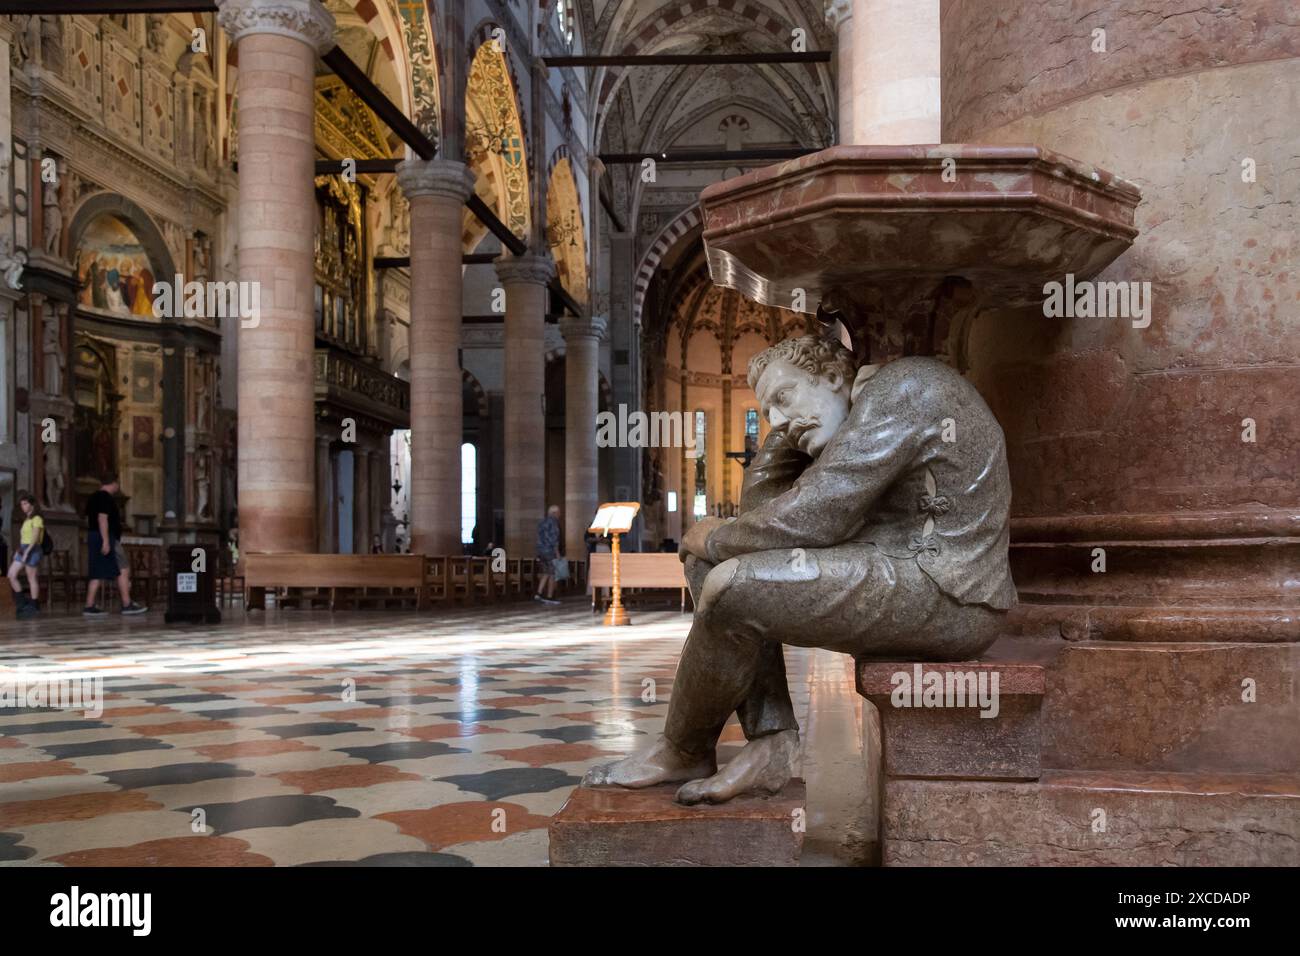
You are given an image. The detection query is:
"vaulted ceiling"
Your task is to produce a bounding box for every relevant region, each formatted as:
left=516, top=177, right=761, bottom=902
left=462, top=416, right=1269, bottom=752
left=567, top=0, right=835, bottom=221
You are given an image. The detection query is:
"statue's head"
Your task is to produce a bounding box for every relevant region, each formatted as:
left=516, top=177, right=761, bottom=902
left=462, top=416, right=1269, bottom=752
left=748, top=334, right=856, bottom=458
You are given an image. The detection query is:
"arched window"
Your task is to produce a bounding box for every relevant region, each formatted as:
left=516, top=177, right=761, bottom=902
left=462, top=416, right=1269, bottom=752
left=745, top=407, right=760, bottom=453
left=555, top=0, right=576, bottom=47
left=692, top=410, right=707, bottom=519
left=461, top=442, right=477, bottom=545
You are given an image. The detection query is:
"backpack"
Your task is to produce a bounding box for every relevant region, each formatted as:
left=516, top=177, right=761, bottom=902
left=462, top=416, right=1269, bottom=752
left=40, top=526, right=54, bottom=557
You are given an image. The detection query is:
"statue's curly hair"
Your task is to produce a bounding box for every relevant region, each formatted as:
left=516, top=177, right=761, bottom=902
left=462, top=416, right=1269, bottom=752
left=747, top=334, right=857, bottom=392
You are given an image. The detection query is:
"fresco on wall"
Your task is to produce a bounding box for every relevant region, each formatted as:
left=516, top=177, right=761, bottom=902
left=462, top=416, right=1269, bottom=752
left=74, top=215, right=158, bottom=318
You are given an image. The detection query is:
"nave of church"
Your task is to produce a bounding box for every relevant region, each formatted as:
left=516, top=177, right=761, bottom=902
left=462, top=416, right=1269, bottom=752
left=0, top=0, right=1295, bottom=885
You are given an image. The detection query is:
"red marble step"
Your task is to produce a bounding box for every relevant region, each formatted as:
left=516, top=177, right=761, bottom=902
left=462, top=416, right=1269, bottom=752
left=857, top=636, right=1056, bottom=780
left=549, top=780, right=806, bottom=867
left=883, top=770, right=1300, bottom=866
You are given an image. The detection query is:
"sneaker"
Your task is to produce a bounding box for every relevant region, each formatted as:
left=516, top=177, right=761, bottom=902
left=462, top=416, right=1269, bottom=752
left=82, top=606, right=107, bottom=617
left=542, top=597, right=561, bottom=607
left=121, top=603, right=148, bottom=616
left=532, top=594, right=544, bottom=603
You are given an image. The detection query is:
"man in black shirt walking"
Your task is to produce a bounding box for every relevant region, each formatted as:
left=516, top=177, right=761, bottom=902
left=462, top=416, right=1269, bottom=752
left=84, top=474, right=147, bottom=616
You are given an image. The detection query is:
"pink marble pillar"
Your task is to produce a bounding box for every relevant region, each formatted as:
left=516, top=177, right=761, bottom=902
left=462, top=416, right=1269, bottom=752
left=826, top=0, right=856, bottom=143
left=495, top=252, right=557, bottom=556
left=842, top=0, right=940, bottom=145
left=217, top=0, right=334, bottom=553
left=395, top=159, right=475, bottom=556
left=560, top=316, right=607, bottom=557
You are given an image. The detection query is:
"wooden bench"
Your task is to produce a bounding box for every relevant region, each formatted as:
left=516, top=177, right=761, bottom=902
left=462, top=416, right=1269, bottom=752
left=244, top=553, right=432, bottom=611
left=589, top=552, right=689, bottom=612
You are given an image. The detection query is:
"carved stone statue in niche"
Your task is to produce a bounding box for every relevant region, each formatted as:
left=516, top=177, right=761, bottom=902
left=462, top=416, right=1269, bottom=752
left=42, top=175, right=63, bottom=257
left=192, top=236, right=211, bottom=285
left=195, top=452, right=212, bottom=520
left=43, top=305, right=65, bottom=396
left=38, top=16, right=64, bottom=78
left=195, top=363, right=212, bottom=434
left=43, top=438, right=66, bottom=510
left=586, top=335, right=1016, bottom=805
left=0, top=236, right=26, bottom=290
left=146, top=15, right=168, bottom=55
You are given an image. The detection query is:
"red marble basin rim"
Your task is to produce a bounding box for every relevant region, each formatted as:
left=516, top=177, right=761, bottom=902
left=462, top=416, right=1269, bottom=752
left=699, top=143, right=1143, bottom=244
left=700, top=143, right=1142, bottom=206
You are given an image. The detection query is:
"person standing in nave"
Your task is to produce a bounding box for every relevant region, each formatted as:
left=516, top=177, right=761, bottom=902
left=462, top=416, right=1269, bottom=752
left=83, top=475, right=147, bottom=617
left=534, top=505, right=563, bottom=606
left=7, top=493, right=45, bottom=619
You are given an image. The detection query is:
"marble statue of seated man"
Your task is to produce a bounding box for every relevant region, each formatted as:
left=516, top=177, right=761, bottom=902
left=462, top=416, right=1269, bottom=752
left=586, top=334, right=1017, bottom=804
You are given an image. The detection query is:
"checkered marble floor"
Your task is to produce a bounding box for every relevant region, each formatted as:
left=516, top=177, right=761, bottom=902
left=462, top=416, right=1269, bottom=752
left=0, top=601, right=818, bottom=866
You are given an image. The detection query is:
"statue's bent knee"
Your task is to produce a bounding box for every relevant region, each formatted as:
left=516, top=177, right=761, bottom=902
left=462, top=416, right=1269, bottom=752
left=697, top=557, right=741, bottom=620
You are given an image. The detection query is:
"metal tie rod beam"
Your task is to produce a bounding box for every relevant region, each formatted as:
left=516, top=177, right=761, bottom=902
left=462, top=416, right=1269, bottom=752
left=0, top=1, right=217, bottom=10
left=542, top=52, right=830, bottom=67
left=600, top=147, right=818, bottom=164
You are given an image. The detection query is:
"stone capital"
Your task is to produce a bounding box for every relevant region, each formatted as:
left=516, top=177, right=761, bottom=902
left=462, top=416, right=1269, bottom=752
left=560, top=315, right=608, bottom=343
left=395, top=158, right=476, bottom=203
left=217, top=0, right=336, bottom=53
left=826, top=0, right=854, bottom=30
left=495, top=251, right=557, bottom=287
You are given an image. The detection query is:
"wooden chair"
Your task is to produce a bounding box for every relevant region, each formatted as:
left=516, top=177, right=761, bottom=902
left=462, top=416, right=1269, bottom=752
left=44, top=550, right=80, bottom=612
left=421, top=555, right=449, bottom=608
left=446, top=555, right=474, bottom=604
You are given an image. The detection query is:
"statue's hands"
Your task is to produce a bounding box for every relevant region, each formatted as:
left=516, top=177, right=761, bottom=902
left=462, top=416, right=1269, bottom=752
left=679, top=516, right=729, bottom=563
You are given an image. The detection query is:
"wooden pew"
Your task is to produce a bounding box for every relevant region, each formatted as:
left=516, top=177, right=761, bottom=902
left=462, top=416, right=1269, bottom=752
left=589, top=552, right=689, bottom=612
left=244, top=553, right=431, bottom=611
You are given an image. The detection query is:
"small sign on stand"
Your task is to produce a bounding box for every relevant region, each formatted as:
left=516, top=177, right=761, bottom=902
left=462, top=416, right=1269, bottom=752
left=165, top=544, right=221, bottom=624
left=589, top=502, right=640, bottom=626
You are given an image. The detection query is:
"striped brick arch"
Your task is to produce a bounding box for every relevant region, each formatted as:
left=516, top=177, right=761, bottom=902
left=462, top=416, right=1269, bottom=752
left=633, top=204, right=702, bottom=328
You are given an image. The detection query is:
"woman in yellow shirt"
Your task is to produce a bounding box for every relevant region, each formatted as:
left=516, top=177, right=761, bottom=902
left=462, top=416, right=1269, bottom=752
left=8, top=492, right=44, bottom=617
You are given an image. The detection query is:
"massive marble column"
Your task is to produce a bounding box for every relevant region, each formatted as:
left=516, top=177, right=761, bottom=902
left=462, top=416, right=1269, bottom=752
left=560, top=315, right=607, bottom=556
left=826, top=0, right=856, bottom=143
left=840, top=0, right=940, bottom=145
left=607, top=230, right=641, bottom=545
left=495, top=251, right=557, bottom=556
left=217, top=0, right=334, bottom=553
left=396, top=158, right=475, bottom=555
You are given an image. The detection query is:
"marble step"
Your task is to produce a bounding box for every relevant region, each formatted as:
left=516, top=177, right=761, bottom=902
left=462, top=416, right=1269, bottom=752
left=858, top=638, right=1300, bottom=778
left=883, top=770, right=1300, bottom=866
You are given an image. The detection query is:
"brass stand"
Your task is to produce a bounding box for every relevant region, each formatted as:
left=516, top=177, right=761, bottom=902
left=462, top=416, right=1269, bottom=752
left=603, top=531, right=630, bottom=626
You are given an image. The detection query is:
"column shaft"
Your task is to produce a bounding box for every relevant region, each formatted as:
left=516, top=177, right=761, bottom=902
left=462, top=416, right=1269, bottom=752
left=846, top=0, right=940, bottom=145
left=496, top=253, right=557, bottom=556
left=397, top=159, right=475, bottom=556
left=219, top=0, right=334, bottom=553
left=561, top=317, right=606, bottom=556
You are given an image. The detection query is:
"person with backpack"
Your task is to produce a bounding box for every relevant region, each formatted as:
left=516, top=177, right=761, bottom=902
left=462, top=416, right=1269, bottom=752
left=7, top=492, right=45, bottom=619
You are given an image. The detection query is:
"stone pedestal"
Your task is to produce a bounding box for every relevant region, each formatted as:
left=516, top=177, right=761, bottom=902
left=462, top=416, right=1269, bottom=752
left=218, top=0, right=334, bottom=554
left=549, top=781, right=806, bottom=867
left=860, top=637, right=1300, bottom=866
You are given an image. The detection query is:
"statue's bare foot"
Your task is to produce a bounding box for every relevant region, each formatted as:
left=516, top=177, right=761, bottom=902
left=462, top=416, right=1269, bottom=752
left=675, top=729, right=800, bottom=805
left=583, top=735, right=716, bottom=789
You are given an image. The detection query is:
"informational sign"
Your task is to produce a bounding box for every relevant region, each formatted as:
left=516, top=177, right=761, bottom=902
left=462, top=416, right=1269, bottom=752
left=176, top=572, right=198, bottom=594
